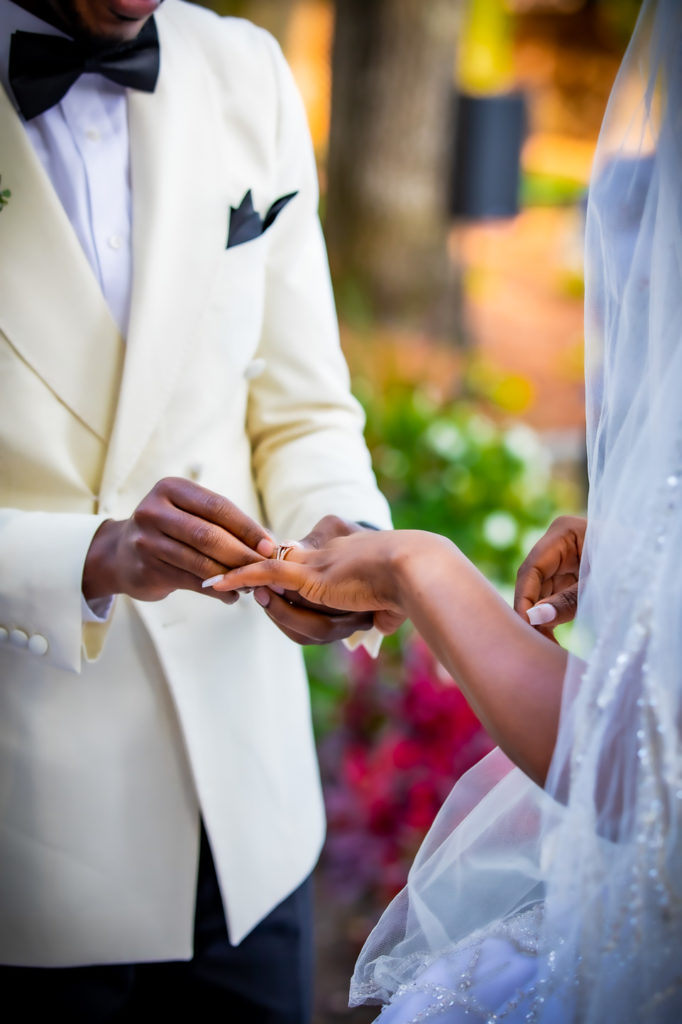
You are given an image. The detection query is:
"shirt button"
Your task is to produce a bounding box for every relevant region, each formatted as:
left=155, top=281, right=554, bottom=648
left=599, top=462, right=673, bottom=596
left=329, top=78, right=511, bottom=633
left=85, top=127, right=100, bottom=142
left=108, top=235, right=122, bottom=250
left=28, top=634, right=49, bottom=657
left=9, top=629, right=29, bottom=649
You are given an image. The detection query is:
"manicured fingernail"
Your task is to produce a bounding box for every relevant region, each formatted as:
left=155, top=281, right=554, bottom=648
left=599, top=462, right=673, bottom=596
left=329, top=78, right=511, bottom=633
left=257, top=537, right=275, bottom=557
left=254, top=588, right=270, bottom=607
left=238, top=587, right=253, bottom=595
left=527, top=603, right=557, bottom=626
left=202, top=574, right=225, bottom=588
left=270, top=585, right=285, bottom=595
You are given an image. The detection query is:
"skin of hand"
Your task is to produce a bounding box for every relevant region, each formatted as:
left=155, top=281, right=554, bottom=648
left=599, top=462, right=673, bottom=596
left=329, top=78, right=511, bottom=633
left=82, top=477, right=275, bottom=607
left=252, top=516, right=405, bottom=646
left=513, top=516, right=587, bottom=640
left=210, top=529, right=568, bottom=786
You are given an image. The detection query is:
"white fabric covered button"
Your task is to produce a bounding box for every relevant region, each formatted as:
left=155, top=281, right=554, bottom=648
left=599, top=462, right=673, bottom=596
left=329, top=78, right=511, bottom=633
left=28, top=634, right=49, bottom=657
left=9, top=629, right=29, bottom=648
left=244, top=358, right=266, bottom=380
left=0, top=627, right=8, bottom=644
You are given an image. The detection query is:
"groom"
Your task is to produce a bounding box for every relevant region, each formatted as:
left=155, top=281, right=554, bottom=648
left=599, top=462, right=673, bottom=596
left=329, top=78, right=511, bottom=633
left=0, top=0, right=390, bottom=1019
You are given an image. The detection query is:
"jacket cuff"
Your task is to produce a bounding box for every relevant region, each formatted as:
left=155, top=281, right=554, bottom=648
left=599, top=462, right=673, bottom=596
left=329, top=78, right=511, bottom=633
left=0, top=510, right=111, bottom=673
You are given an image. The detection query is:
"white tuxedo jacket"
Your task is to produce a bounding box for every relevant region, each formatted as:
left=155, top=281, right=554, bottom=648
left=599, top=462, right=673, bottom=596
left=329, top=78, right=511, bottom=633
left=0, top=1, right=391, bottom=965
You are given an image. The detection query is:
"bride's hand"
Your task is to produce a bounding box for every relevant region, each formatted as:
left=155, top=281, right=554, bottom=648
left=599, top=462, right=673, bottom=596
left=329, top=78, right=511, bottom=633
left=206, top=528, right=407, bottom=635
left=513, top=515, right=586, bottom=640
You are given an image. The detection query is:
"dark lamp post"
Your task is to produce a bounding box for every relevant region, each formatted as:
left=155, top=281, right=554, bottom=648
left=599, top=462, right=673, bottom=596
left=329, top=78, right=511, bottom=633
left=450, top=0, right=527, bottom=220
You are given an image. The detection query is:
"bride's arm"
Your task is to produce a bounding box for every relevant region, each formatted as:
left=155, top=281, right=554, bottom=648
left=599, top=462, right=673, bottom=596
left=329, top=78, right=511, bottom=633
left=209, top=529, right=568, bottom=786
left=389, top=532, right=567, bottom=787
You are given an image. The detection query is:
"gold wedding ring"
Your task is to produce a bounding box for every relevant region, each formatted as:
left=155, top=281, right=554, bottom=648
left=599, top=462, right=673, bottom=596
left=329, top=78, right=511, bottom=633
left=274, top=543, right=295, bottom=561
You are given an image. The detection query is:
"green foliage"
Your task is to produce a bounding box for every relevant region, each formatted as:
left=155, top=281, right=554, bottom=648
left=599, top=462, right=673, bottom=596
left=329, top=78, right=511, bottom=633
left=354, top=377, right=562, bottom=587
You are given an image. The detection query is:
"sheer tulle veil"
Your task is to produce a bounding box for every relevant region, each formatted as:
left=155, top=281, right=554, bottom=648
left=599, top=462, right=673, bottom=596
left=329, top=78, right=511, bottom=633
left=350, top=1, right=682, bottom=1020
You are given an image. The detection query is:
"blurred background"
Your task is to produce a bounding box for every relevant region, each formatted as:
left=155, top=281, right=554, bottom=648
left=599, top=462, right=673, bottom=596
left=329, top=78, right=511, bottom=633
left=193, top=1, right=641, bottom=1019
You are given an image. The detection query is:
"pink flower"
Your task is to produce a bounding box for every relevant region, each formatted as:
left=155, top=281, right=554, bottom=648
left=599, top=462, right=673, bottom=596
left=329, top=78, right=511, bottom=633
left=319, top=630, right=495, bottom=905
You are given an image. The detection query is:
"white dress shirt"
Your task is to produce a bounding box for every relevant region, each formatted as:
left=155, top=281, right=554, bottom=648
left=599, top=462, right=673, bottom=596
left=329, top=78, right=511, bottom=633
left=0, top=0, right=133, bottom=337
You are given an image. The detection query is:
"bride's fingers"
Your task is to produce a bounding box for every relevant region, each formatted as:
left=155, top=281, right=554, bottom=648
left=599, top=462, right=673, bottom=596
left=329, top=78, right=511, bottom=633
left=204, top=559, right=304, bottom=592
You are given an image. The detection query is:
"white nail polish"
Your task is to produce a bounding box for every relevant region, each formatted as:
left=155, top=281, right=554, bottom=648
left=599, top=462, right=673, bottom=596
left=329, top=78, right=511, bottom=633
left=527, top=603, right=557, bottom=626
left=202, top=574, right=225, bottom=588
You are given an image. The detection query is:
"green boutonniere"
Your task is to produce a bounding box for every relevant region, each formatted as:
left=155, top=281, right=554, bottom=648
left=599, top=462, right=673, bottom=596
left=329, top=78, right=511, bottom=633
left=0, top=176, right=11, bottom=211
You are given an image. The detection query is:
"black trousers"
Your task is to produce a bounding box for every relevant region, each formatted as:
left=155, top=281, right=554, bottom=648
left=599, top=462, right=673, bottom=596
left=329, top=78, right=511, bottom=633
left=0, top=824, right=314, bottom=1023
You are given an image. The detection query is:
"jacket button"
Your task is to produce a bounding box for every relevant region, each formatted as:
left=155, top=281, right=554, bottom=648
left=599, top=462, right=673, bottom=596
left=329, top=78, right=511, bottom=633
left=244, top=358, right=266, bottom=380
left=9, top=629, right=28, bottom=648
left=28, top=634, right=49, bottom=657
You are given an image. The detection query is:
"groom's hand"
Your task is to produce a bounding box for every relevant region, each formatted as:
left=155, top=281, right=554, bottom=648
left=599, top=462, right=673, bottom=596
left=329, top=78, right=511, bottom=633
left=254, top=515, right=376, bottom=644
left=83, top=477, right=274, bottom=605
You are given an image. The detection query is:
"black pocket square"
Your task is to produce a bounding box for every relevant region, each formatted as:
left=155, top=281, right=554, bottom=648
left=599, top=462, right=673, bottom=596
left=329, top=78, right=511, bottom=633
left=226, top=189, right=298, bottom=249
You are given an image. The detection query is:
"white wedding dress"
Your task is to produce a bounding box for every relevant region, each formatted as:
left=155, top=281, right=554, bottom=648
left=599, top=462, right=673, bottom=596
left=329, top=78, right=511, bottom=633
left=349, top=2, right=682, bottom=1021
left=374, top=915, right=541, bottom=1023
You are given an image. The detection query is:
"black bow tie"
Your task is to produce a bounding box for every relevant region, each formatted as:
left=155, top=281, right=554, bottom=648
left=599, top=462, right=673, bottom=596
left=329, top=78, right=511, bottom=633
left=8, top=17, right=160, bottom=121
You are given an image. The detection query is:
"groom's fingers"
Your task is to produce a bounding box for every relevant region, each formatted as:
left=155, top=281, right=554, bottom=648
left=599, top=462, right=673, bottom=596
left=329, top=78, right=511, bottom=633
left=170, top=477, right=276, bottom=554
left=149, top=477, right=275, bottom=559
left=133, top=480, right=274, bottom=575
left=257, top=591, right=374, bottom=646
left=85, top=478, right=275, bottom=604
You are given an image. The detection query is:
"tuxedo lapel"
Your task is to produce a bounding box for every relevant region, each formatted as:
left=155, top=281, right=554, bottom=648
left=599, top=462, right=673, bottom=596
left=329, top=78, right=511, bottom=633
left=99, top=16, right=231, bottom=497
left=0, top=85, right=124, bottom=442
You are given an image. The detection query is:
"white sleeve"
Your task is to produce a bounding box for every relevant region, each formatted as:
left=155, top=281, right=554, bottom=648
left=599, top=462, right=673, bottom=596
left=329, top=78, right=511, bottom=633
left=247, top=31, right=393, bottom=542
left=0, top=509, right=112, bottom=672
left=247, top=34, right=392, bottom=660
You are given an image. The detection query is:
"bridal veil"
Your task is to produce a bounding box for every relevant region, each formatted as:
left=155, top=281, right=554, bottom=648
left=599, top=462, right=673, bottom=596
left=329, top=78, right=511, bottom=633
left=350, top=0, right=682, bottom=1019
